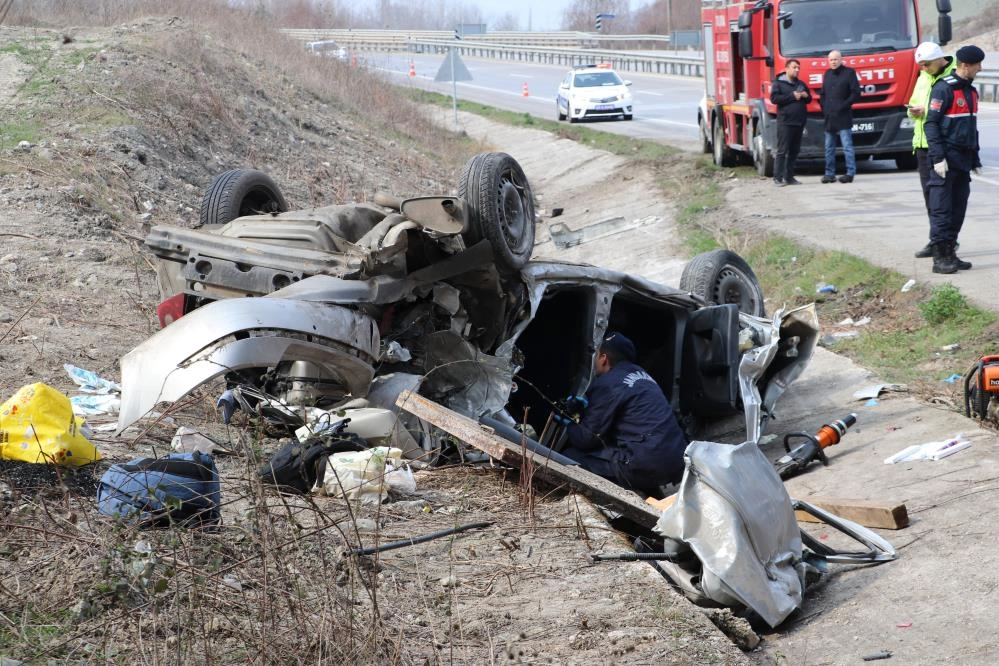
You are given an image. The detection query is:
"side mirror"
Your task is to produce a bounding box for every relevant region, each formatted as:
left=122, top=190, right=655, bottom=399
left=737, top=10, right=753, bottom=29
left=400, top=196, right=466, bottom=234
left=739, top=30, right=754, bottom=58
left=782, top=17, right=793, bottom=28
left=938, top=15, right=952, bottom=45
left=936, top=0, right=952, bottom=13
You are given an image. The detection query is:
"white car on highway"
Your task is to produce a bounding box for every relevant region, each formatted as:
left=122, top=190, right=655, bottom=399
left=555, top=64, right=633, bottom=122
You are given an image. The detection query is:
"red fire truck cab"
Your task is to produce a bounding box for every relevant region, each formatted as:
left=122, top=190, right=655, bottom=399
left=698, top=0, right=953, bottom=176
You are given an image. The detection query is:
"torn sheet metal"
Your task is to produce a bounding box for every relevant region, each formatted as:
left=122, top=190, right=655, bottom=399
left=655, top=439, right=806, bottom=627
left=419, top=331, right=514, bottom=419
left=116, top=299, right=379, bottom=432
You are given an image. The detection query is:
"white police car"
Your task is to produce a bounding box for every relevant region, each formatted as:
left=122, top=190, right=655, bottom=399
left=555, top=64, right=633, bottom=122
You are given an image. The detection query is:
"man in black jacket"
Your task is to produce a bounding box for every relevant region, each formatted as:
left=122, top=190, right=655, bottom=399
left=770, top=59, right=812, bottom=186
left=819, top=51, right=862, bottom=183
left=559, top=331, right=687, bottom=498
left=924, top=45, right=984, bottom=274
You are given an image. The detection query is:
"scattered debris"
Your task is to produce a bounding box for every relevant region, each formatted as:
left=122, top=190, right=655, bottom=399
left=883, top=434, right=971, bottom=464
left=0, top=383, right=101, bottom=466
left=941, top=343, right=960, bottom=352
left=941, top=373, right=962, bottom=384
left=815, top=283, right=838, bottom=294
left=862, top=650, right=893, bottom=661
left=853, top=384, right=907, bottom=400
left=901, top=278, right=916, bottom=292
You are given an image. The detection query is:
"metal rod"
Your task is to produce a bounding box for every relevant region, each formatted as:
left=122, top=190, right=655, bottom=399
left=347, top=521, right=493, bottom=557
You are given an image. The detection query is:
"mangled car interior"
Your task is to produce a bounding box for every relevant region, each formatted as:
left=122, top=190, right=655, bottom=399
left=111, top=151, right=895, bottom=628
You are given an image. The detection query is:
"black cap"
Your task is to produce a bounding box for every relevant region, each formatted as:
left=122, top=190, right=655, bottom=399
left=600, top=331, right=636, bottom=362
left=956, top=45, right=985, bottom=64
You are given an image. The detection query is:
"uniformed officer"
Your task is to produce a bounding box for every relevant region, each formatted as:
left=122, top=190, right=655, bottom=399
left=908, top=42, right=955, bottom=259
left=559, top=331, right=688, bottom=498
left=924, top=45, right=984, bottom=274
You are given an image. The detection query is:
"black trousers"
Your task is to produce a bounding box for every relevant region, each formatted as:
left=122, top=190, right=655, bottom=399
left=928, top=166, right=971, bottom=244
left=916, top=148, right=932, bottom=213
left=774, top=123, right=804, bottom=181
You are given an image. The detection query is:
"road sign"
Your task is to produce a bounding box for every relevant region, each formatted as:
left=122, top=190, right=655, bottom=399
left=434, top=49, right=472, bottom=82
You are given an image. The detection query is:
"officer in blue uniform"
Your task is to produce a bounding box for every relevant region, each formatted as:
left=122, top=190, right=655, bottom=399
left=924, top=44, right=984, bottom=274
left=560, top=331, right=688, bottom=497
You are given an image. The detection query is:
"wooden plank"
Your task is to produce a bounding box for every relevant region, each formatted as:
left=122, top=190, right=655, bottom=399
left=794, top=498, right=909, bottom=530
left=395, top=390, right=664, bottom=529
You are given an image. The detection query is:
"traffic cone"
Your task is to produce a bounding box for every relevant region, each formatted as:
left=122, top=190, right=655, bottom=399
left=408, top=60, right=416, bottom=77
left=522, top=82, right=530, bottom=97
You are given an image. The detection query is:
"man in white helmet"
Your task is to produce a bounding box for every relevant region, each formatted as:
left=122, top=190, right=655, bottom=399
left=907, top=42, right=954, bottom=259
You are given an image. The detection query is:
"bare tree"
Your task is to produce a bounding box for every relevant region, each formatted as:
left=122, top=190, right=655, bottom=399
left=632, top=0, right=701, bottom=34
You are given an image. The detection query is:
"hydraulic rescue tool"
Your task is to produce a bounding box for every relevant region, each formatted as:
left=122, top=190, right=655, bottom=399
left=964, top=355, right=999, bottom=422
left=774, top=413, right=857, bottom=480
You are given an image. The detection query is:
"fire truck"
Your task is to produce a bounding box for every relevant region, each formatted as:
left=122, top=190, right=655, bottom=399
left=698, top=0, right=953, bottom=176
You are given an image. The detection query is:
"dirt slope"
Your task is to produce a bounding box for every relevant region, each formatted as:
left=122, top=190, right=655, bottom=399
left=0, top=17, right=752, bottom=665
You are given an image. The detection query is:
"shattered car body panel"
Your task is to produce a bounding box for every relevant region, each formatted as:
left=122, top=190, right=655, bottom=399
left=117, top=299, right=379, bottom=432
left=117, top=152, right=819, bottom=456
left=654, top=440, right=896, bottom=628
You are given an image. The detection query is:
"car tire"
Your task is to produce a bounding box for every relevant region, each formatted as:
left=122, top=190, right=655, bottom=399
left=623, top=113, right=633, bottom=121
left=698, top=115, right=712, bottom=154
left=712, top=117, right=736, bottom=168
left=199, top=169, right=289, bottom=227
left=680, top=249, right=765, bottom=317
left=752, top=123, right=774, bottom=177
left=458, top=152, right=536, bottom=274
left=556, top=101, right=566, bottom=121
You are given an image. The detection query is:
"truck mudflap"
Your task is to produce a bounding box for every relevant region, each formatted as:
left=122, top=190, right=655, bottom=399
left=796, top=109, right=912, bottom=159
left=116, top=299, right=379, bottom=433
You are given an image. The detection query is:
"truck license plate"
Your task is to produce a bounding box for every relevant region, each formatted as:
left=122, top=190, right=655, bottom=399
left=852, top=122, right=875, bottom=132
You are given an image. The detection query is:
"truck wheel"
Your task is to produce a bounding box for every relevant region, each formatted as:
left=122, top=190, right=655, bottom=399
left=199, top=169, right=288, bottom=227
left=752, top=125, right=774, bottom=177
left=458, top=152, right=536, bottom=274
left=712, top=118, right=736, bottom=168
left=680, top=249, right=765, bottom=317
left=698, top=115, right=712, bottom=154
left=895, top=153, right=918, bottom=171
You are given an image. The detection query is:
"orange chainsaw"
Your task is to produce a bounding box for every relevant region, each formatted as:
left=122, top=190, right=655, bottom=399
left=964, top=355, right=999, bottom=422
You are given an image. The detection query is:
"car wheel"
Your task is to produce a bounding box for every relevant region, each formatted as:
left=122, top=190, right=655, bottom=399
left=680, top=249, right=765, bottom=317
left=712, top=117, right=736, bottom=168
left=556, top=100, right=566, bottom=121
left=458, top=152, right=536, bottom=274
left=623, top=113, right=633, bottom=121
left=199, top=169, right=289, bottom=227
left=698, top=115, right=712, bottom=154
left=752, top=123, right=774, bottom=177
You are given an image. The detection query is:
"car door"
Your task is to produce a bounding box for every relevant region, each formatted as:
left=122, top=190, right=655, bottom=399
left=677, top=303, right=741, bottom=417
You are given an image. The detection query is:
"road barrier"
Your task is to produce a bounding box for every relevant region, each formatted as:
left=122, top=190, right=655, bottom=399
left=282, top=28, right=998, bottom=95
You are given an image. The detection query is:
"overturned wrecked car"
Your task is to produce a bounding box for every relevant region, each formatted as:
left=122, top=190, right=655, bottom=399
left=117, top=152, right=818, bottom=459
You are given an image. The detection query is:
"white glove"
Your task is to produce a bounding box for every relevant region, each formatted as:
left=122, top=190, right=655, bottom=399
left=973, top=167, right=983, bottom=177
left=933, top=161, right=948, bottom=178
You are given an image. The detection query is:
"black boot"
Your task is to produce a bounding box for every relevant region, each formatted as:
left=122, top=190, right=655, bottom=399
left=951, top=241, right=972, bottom=270
left=914, top=242, right=933, bottom=258
left=932, top=242, right=958, bottom=274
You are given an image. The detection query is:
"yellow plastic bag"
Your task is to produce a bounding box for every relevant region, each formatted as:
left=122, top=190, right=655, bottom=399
left=0, top=383, right=101, bottom=466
